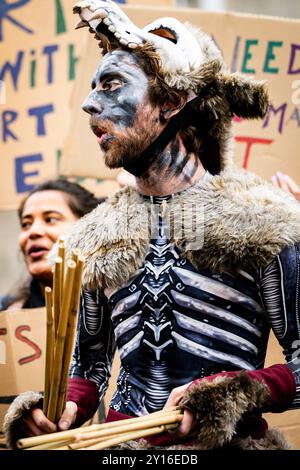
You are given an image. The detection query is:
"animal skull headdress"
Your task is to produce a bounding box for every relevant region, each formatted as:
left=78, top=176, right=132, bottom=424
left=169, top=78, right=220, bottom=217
left=73, top=0, right=269, bottom=174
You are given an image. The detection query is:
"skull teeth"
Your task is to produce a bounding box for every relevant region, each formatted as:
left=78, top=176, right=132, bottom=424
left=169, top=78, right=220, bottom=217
left=103, top=18, right=112, bottom=26
left=128, top=42, right=138, bottom=49
left=89, top=10, right=108, bottom=21
left=120, top=38, right=128, bottom=46
left=114, top=32, right=121, bottom=39
left=74, top=19, right=89, bottom=29
left=108, top=25, right=116, bottom=33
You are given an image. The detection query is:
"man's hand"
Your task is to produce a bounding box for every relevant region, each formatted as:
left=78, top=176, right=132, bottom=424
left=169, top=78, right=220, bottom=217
left=271, top=172, right=300, bottom=202
left=163, top=382, right=194, bottom=437
left=20, top=401, right=78, bottom=437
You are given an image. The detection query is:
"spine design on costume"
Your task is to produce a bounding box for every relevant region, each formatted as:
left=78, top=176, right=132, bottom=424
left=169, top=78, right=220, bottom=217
left=145, top=361, right=170, bottom=411
left=111, top=212, right=177, bottom=413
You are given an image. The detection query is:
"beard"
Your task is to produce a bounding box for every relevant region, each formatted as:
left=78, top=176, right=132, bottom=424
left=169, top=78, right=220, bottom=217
left=90, top=108, right=163, bottom=169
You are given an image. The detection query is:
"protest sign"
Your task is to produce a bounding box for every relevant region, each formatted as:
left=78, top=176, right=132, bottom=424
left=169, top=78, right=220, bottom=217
left=0, top=0, right=174, bottom=210
left=60, top=5, right=300, bottom=185
left=0, top=307, right=46, bottom=430
left=0, top=0, right=83, bottom=210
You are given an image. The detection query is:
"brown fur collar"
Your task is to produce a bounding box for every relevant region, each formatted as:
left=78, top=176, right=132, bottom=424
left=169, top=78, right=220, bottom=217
left=3, top=391, right=42, bottom=450
left=57, top=168, right=300, bottom=289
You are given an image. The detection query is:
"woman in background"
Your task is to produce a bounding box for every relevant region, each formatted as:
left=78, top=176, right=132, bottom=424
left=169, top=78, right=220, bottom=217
left=1, top=179, right=101, bottom=310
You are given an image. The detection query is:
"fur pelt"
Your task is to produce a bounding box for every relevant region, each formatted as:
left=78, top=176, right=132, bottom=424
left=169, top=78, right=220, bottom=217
left=114, top=373, right=291, bottom=450
left=3, top=391, right=42, bottom=450
left=50, top=168, right=300, bottom=290
left=178, top=372, right=269, bottom=449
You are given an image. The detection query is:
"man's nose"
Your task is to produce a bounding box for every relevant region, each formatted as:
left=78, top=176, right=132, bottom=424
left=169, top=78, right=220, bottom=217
left=82, top=94, right=103, bottom=115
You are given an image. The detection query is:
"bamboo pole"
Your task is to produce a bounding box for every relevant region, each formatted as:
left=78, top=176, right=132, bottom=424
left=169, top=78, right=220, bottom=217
left=17, top=424, right=101, bottom=449
left=47, top=260, right=76, bottom=422
left=53, top=257, right=62, bottom=337
left=71, top=248, right=79, bottom=264
left=68, top=433, right=120, bottom=450
left=81, top=425, right=172, bottom=451
left=56, top=256, right=84, bottom=421
left=17, top=408, right=180, bottom=449
left=58, top=241, right=65, bottom=303
left=26, top=439, right=73, bottom=451
left=43, top=287, right=54, bottom=415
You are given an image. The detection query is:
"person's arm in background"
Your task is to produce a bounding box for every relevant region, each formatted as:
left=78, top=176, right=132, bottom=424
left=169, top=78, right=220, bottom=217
left=272, top=172, right=300, bottom=203
left=3, top=288, right=115, bottom=448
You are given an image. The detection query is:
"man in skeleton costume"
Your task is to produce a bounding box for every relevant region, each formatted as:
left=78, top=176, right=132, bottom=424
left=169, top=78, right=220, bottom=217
left=4, top=0, right=300, bottom=450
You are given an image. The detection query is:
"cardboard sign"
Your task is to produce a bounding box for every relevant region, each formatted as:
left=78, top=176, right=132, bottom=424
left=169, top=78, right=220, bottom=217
left=0, top=0, right=84, bottom=210
left=0, top=0, right=175, bottom=211
left=0, top=307, right=46, bottom=430
left=60, top=5, right=300, bottom=184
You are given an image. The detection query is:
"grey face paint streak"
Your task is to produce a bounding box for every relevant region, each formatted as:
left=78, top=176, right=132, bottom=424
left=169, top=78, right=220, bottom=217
left=83, top=50, right=150, bottom=130
left=156, top=137, right=199, bottom=183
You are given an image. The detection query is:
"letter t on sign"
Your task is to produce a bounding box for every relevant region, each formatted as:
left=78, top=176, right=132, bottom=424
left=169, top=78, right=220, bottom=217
left=235, top=136, right=274, bottom=169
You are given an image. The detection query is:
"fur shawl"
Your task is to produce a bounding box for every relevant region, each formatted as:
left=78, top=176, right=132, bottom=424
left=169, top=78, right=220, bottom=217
left=54, top=168, right=300, bottom=290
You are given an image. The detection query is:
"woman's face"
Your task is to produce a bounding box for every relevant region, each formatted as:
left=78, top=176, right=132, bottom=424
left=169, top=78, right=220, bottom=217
left=19, top=190, right=78, bottom=282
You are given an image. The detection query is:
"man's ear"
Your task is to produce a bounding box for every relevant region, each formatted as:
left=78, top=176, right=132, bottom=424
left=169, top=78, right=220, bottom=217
left=160, top=93, right=188, bottom=120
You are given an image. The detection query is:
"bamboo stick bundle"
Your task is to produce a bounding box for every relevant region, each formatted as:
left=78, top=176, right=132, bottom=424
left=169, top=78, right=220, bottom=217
left=43, top=287, right=54, bottom=415
left=55, top=256, right=84, bottom=421
left=17, top=407, right=182, bottom=450
left=74, top=411, right=183, bottom=442
left=47, top=259, right=76, bottom=422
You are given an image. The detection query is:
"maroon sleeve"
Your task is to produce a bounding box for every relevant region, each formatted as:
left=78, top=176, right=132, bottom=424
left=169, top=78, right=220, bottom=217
left=67, top=377, right=100, bottom=427
left=247, top=364, right=296, bottom=412
left=191, top=364, right=296, bottom=412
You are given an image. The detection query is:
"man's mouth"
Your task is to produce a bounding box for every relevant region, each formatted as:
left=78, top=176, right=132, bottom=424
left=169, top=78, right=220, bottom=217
left=98, top=132, right=109, bottom=144
left=91, top=125, right=110, bottom=145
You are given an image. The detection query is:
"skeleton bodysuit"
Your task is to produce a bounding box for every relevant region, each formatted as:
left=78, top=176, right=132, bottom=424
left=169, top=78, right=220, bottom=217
left=70, top=188, right=300, bottom=417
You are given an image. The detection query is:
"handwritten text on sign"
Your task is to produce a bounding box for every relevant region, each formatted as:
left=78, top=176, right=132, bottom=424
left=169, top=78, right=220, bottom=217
left=0, top=0, right=84, bottom=210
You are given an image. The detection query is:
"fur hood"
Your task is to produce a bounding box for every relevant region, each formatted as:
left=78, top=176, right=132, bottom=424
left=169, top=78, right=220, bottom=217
left=52, top=168, right=300, bottom=290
